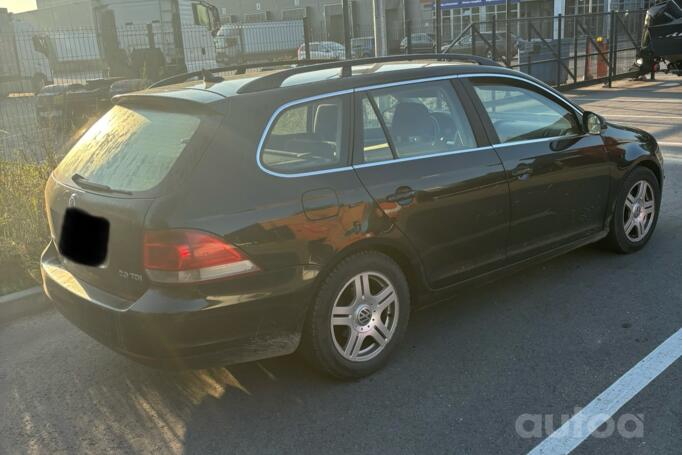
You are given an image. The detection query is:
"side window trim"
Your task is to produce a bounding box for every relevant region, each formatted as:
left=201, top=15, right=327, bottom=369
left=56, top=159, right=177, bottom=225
left=257, top=73, right=586, bottom=178
left=353, top=145, right=494, bottom=169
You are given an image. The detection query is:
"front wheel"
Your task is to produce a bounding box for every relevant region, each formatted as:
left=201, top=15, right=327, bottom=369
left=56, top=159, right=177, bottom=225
left=301, top=251, right=410, bottom=379
left=605, top=167, right=660, bottom=253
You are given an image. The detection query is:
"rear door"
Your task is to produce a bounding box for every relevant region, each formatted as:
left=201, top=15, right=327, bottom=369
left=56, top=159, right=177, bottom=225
left=464, top=76, right=611, bottom=260
left=352, top=79, right=509, bottom=288
left=46, top=103, right=212, bottom=300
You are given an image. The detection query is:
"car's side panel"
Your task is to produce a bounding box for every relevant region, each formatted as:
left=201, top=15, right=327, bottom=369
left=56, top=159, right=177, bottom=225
left=353, top=149, right=510, bottom=288
left=460, top=77, right=612, bottom=260
left=599, top=122, right=664, bottom=227
left=495, top=135, right=612, bottom=259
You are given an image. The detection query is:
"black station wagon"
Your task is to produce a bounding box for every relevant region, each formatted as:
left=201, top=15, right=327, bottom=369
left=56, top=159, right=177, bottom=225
left=42, top=55, right=664, bottom=378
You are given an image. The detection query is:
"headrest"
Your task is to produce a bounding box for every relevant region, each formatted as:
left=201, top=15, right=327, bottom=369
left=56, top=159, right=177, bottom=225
left=391, top=102, right=433, bottom=142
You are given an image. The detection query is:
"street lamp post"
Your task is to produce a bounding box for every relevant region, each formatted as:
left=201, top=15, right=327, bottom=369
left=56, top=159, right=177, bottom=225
left=435, top=0, right=442, bottom=52
left=342, top=0, right=352, bottom=59
left=373, top=0, right=388, bottom=56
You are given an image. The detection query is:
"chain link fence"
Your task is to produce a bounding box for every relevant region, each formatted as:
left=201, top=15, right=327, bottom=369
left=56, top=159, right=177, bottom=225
left=1, top=10, right=648, bottom=161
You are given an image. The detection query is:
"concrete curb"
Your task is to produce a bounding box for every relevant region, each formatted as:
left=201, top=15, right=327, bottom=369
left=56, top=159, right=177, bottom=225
left=0, top=286, right=51, bottom=324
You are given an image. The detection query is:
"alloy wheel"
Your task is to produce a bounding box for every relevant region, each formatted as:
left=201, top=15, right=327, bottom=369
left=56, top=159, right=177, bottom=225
left=330, top=271, right=399, bottom=362
left=623, top=180, right=655, bottom=242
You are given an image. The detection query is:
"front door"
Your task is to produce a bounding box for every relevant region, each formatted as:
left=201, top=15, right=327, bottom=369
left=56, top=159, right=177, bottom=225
left=464, top=77, right=611, bottom=260
left=353, top=79, right=509, bottom=288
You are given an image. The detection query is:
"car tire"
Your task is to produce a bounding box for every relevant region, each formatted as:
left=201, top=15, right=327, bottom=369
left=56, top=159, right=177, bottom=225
left=605, top=166, right=660, bottom=254
left=301, top=251, right=410, bottom=379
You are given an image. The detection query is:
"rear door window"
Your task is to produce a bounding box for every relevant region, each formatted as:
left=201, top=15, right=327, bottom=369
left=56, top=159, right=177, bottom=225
left=55, top=105, right=202, bottom=192
left=261, top=95, right=349, bottom=175
left=360, top=80, right=477, bottom=161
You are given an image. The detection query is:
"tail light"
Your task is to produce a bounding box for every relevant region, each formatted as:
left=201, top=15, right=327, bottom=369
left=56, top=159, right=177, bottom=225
left=143, top=229, right=259, bottom=284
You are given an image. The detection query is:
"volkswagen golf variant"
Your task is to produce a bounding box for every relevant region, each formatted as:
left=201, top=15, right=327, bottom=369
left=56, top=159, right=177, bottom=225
left=42, top=55, right=664, bottom=378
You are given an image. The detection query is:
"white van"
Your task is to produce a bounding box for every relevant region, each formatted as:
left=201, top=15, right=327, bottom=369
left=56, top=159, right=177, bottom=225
left=214, top=20, right=305, bottom=63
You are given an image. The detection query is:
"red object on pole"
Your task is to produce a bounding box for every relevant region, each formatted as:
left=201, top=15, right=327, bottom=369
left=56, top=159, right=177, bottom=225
left=596, top=37, right=608, bottom=78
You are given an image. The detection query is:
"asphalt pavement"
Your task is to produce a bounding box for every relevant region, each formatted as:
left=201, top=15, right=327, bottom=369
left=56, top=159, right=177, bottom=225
left=1, top=75, right=681, bottom=455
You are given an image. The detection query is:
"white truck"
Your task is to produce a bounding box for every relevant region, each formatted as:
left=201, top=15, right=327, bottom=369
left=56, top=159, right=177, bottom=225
left=0, top=8, right=53, bottom=97
left=214, top=20, right=305, bottom=64
left=92, top=0, right=221, bottom=77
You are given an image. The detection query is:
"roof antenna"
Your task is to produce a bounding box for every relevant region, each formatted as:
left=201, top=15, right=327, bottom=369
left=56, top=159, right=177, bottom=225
left=201, top=68, right=223, bottom=83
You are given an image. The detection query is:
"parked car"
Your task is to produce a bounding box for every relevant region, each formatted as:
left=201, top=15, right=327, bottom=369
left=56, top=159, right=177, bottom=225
left=36, top=83, right=85, bottom=128
left=351, top=36, right=375, bottom=58
left=399, top=33, right=435, bottom=53
left=42, top=56, right=664, bottom=379
left=297, top=41, right=346, bottom=60
left=442, top=32, right=520, bottom=60
left=36, top=78, right=147, bottom=129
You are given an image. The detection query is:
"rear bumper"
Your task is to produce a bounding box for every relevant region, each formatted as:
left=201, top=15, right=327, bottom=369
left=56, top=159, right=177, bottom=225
left=41, top=242, right=317, bottom=369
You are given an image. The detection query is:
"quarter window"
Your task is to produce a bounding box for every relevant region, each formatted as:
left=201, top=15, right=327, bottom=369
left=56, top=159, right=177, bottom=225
left=360, top=80, right=477, bottom=162
left=472, top=82, right=582, bottom=143
left=262, top=95, right=347, bottom=174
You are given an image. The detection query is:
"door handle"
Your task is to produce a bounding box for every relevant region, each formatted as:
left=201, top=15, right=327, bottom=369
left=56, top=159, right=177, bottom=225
left=511, top=165, right=533, bottom=180
left=386, top=187, right=416, bottom=205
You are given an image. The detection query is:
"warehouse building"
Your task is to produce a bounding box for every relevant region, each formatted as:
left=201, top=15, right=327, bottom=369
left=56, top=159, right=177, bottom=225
left=209, top=0, right=648, bottom=42
left=18, top=0, right=649, bottom=41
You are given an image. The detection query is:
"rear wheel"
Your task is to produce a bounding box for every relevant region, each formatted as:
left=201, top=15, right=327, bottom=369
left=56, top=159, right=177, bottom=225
left=605, top=167, right=660, bottom=253
left=302, top=251, right=410, bottom=379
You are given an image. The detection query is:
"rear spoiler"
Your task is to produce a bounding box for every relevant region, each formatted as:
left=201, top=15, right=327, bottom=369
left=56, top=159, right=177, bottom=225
left=111, top=91, right=227, bottom=114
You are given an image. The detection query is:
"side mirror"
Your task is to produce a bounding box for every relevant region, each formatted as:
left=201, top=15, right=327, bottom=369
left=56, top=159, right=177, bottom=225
left=583, top=111, right=605, bottom=135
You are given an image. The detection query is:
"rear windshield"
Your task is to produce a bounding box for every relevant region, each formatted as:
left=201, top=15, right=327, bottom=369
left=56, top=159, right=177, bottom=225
left=55, top=105, right=201, bottom=193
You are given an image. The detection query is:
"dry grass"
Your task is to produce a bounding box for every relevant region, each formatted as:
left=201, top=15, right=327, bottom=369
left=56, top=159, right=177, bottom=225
left=0, top=159, right=54, bottom=294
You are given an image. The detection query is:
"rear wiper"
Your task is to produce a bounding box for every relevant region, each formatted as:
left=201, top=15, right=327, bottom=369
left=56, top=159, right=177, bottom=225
left=72, top=173, right=133, bottom=195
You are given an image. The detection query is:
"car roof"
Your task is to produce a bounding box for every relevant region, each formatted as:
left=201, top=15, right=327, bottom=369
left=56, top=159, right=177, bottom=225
left=115, top=58, right=536, bottom=107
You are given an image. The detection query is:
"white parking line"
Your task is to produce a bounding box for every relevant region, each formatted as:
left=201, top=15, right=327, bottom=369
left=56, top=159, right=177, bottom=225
left=528, top=328, right=682, bottom=455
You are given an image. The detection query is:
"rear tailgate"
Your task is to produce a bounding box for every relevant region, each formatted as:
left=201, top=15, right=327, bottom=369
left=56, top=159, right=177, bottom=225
left=46, top=102, right=217, bottom=300
left=46, top=181, right=153, bottom=301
